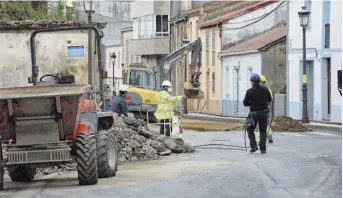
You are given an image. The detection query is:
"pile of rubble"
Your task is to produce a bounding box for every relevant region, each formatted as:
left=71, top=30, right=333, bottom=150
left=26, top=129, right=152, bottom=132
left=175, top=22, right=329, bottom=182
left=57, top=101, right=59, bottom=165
left=36, top=116, right=195, bottom=175
left=271, top=116, right=311, bottom=132
left=113, top=115, right=196, bottom=163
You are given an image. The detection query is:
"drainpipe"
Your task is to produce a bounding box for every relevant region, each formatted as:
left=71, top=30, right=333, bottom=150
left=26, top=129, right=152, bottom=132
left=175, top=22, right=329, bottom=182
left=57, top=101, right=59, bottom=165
left=169, top=0, right=172, bottom=81
left=218, top=23, right=224, bottom=116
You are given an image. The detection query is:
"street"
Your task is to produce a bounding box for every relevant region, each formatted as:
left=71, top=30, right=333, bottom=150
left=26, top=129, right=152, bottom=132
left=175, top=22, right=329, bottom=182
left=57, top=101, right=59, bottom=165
left=1, top=130, right=341, bottom=198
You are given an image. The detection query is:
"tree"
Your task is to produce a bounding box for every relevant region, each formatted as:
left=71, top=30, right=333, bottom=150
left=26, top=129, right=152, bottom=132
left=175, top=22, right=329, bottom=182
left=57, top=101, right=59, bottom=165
left=0, top=1, right=76, bottom=21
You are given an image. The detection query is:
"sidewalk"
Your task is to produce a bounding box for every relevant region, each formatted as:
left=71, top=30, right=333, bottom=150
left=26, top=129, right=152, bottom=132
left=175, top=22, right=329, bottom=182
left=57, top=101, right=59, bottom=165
left=183, top=112, right=342, bottom=132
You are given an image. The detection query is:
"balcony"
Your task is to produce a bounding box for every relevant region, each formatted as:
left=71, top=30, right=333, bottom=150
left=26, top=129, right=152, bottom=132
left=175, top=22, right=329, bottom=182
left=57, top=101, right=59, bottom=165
left=131, top=35, right=169, bottom=56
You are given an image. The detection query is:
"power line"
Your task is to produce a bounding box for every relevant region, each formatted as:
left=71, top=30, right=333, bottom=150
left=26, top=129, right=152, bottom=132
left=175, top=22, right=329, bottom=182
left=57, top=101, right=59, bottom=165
left=221, top=1, right=287, bottom=31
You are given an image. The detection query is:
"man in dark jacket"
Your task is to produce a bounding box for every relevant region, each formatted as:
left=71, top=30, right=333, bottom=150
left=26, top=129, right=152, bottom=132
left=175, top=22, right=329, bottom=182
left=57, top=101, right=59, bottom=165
left=243, top=74, right=272, bottom=154
left=111, top=85, right=129, bottom=117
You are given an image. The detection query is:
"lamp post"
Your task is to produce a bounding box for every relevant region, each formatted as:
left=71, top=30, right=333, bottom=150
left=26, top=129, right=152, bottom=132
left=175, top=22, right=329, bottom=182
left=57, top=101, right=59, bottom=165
left=111, top=53, right=117, bottom=92
left=298, top=6, right=310, bottom=123
left=84, top=1, right=94, bottom=86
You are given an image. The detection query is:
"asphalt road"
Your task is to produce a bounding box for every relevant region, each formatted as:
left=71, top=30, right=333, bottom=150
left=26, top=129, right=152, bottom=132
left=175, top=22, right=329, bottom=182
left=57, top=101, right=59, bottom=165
left=1, top=130, right=341, bottom=198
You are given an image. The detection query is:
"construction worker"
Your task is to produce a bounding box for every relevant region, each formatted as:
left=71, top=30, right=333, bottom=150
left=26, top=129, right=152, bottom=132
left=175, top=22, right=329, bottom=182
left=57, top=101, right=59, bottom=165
left=111, top=85, right=129, bottom=117
left=243, top=74, right=272, bottom=154
left=154, top=80, right=187, bottom=137
left=260, top=75, right=273, bottom=143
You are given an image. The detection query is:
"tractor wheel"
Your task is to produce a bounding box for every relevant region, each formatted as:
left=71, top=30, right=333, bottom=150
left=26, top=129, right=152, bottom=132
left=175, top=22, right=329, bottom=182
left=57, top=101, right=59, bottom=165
left=96, top=130, right=118, bottom=178
left=76, top=133, right=98, bottom=185
left=8, top=167, right=35, bottom=182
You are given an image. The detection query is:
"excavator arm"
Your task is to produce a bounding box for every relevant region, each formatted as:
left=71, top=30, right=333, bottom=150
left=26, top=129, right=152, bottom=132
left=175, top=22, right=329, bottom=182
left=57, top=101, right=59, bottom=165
left=160, top=38, right=203, bottom=99
left=161, top=38, right=202, bottom=88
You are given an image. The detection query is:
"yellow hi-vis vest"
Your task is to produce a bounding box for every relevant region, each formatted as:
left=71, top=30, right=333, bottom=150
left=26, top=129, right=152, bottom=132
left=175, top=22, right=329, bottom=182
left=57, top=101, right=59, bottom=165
left=154, top=90, right=183, bottom=120
left=269, top=88, right=273, bottom=101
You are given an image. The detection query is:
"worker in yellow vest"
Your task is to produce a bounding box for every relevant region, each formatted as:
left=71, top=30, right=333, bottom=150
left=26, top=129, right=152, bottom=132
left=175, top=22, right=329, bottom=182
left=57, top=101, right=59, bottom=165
left=154, top=80, right=187, bottom=136
left=259, top=75, right=273, bottom=143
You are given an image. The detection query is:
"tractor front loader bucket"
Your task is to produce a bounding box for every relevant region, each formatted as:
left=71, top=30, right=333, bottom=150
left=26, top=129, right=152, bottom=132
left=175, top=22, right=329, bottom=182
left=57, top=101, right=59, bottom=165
left=184, top=88, right=204, bottom=99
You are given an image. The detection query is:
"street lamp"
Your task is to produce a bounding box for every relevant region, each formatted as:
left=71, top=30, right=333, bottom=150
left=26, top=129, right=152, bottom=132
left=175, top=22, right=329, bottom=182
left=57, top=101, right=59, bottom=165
left=84, top=1, right=95, bottom=86
left=111, top=53, right=117, bottom=92
left=298, top=6, right=310, bottom=123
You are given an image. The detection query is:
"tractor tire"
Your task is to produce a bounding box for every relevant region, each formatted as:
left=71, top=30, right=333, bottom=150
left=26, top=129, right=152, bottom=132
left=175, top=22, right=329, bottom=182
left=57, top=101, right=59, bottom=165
left=76, top=133, right=98, bottom=185
left=96, top=130, right=118, bottom=178
left=8, top=167, right=35, bottom=182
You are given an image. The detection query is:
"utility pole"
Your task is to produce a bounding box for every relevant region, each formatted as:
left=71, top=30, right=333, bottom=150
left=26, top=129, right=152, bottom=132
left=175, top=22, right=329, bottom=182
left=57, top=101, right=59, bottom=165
left=111, top=53, right=117, bottom=92
left=85, top=0, right=94, bottom=86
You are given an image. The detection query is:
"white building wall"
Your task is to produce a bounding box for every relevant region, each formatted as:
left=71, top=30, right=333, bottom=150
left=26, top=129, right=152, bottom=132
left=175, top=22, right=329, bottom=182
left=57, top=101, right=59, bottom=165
left=222, top=2, right=287, bottom=47
left=104, top=45, right=123, bottom=93
left=222, top=52, right=262, bottom=117
left=287, top=0, right=342, bottom=123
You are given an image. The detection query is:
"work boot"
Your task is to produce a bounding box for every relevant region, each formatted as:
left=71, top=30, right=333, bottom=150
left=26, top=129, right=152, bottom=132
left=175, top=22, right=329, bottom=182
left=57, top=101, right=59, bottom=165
left=261, top=150, right=267, bottom=154
left=267, top=134, right=273, bottom=143
left=250, top=146, right=258, bottom=153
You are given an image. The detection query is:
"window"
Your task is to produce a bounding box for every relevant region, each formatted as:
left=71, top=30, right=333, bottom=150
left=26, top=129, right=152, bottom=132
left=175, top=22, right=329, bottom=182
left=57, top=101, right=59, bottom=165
left=155, top=15, right=169, bottom=36
left=126, top=40, right=129, bottom=66
left=206, top=31, right=209, bottom=66
left=304, top=0, right=312, bottom=28
left=189, top=22, right=192, bottom=41
left=247, top=68, right=253, bottom=88
left=212, top=72, right=215, bottom=93
left=212, top=30, right=215, bottom=66
left=127, top=69, right=156, bottom=90
left=118, top=52, right=121, bottom=68
left=325, top=24, right=330, bottom=48
left=67, top=46, right=84, bottom=57
left=195, top=20, right=199, bottom=39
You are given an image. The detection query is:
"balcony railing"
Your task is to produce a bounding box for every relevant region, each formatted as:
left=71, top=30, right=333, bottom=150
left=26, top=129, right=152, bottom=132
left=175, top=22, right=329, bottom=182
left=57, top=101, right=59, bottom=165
left=138, top=32, right=169, bottom=39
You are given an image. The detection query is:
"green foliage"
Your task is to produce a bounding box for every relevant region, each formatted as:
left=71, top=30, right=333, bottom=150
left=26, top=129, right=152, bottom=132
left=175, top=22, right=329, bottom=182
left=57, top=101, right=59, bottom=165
left=0, top=1, right=77, bottom=21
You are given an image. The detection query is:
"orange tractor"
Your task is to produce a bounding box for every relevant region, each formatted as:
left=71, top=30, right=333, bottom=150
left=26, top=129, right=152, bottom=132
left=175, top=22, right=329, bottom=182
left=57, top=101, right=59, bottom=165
left=0, top=26, right=118, bottom=190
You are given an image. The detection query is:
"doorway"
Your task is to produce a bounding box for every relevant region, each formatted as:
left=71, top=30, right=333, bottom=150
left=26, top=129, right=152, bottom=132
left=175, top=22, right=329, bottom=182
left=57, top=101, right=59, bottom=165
left=322, top=58, right=331, bottom=120
left=233, top=68, right=240, bottom=115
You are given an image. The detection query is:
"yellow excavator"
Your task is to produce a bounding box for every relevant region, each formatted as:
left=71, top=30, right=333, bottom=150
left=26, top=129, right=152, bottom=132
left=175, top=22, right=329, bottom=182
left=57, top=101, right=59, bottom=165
left=122, top=38, right=204, bottom=122
left=122, top=63, right=159, bottom=122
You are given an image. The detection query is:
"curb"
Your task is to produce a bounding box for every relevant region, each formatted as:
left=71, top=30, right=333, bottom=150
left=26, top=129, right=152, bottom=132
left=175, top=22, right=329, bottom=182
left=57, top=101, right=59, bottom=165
left=183, top=114, right=341, bottom=133
left=183, top=115, right=245, bottom=124
left=304, top=124, right=342, bottom=133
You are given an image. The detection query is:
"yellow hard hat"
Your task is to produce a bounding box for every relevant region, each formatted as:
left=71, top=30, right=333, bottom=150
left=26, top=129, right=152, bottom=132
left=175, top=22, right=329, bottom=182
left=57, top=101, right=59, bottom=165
left=260, top=75, right=267, bottom=82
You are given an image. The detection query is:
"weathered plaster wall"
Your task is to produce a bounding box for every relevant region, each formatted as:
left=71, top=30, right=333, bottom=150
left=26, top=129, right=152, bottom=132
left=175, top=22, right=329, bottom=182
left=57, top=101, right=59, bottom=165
left=222, top=2, right=287, bottom=48
left=0, top=30, right=88, bottom=88
left=261, top=40, right=286, bottom=94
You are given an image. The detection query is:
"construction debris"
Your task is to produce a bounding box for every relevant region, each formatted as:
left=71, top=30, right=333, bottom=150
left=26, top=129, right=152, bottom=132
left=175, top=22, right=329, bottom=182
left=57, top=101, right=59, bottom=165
left=37, top=115, right=195, bottom=175
left=113, top=115, right=196, bottom=163
left=271, top=116, right=312, bottom=132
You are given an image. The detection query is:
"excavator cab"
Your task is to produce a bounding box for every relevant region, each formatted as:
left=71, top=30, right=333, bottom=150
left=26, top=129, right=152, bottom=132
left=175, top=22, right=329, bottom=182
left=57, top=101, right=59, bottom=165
left=122, top=64, right=158, bottom=122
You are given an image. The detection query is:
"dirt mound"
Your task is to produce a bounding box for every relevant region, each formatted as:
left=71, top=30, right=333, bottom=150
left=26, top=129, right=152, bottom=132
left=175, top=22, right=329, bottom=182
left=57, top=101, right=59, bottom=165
left=271, top=116, right=311, bottom=132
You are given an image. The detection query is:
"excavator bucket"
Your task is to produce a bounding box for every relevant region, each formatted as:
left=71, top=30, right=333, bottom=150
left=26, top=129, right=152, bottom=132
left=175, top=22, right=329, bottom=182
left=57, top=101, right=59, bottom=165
left=184, top=88, right=204, bottom=99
